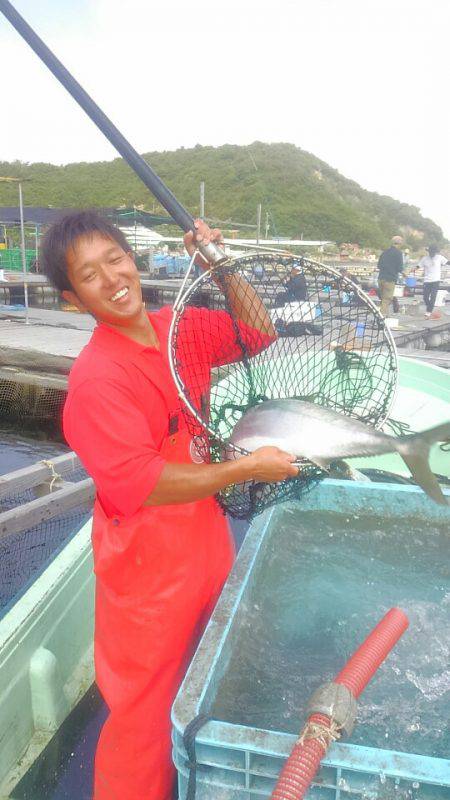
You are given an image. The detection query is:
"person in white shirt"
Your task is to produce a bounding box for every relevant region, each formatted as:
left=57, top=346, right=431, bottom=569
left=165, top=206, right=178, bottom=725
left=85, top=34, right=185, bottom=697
left=418, top=245, right=449, bottom=318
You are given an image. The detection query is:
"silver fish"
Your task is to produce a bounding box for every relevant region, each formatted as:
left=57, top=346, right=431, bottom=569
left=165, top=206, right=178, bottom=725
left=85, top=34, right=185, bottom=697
left=228, top=399, right=450, bottom=505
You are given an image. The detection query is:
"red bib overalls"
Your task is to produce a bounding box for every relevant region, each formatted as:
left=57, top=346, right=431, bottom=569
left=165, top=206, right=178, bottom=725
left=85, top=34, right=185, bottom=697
left=92, top=420, right=234, bottom=799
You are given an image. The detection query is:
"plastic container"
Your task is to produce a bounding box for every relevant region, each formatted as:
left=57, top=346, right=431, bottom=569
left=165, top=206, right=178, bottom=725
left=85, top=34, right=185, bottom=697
left=172, top=481, right=450, bottom=800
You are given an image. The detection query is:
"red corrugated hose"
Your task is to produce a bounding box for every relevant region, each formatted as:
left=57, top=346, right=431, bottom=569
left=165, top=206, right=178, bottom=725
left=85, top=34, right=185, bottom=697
left=271, top=607, right=409, bottom=800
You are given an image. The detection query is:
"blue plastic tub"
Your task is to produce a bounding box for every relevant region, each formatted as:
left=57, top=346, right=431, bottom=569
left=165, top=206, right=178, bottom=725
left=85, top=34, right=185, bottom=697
left=172, top=481, right=450, bottom=799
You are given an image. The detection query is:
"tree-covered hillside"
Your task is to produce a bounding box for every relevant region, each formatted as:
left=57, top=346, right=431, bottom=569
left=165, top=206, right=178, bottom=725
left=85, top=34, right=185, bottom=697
left=0, top=142, right=443, bottom=248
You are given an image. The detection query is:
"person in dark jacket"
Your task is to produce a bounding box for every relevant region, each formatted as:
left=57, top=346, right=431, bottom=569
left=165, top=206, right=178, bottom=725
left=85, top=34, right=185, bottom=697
left=377, top=235, right=406, bottom=316
left=274, top=264, right=308, bottom=307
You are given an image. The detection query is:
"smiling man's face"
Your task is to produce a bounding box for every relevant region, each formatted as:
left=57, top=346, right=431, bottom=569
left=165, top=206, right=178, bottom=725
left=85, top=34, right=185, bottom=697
left=62, top=232, right=144, bottom=326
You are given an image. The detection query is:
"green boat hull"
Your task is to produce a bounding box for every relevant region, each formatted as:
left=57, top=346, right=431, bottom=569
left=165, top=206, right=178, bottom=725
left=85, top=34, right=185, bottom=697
left=350, top=357, right=450, bottom=480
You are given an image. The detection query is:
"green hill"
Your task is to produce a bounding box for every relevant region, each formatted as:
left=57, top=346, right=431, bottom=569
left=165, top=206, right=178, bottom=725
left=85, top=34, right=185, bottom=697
left=0, top=142, right=443, bottom=249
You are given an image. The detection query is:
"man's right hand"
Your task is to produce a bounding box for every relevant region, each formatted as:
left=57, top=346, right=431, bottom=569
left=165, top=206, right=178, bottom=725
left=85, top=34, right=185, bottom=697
left=145, top=445, right=299, bottom=507
left=245, top=446, right=299, bottom=482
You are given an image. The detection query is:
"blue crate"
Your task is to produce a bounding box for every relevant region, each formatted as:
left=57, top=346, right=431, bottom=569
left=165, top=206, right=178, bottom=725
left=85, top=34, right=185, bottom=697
left=172, top=481, right=450, bottom=800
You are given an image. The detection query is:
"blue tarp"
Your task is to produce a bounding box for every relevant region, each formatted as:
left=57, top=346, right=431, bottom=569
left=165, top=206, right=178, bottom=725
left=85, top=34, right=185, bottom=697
left=153, top=254, right=190, bottom=275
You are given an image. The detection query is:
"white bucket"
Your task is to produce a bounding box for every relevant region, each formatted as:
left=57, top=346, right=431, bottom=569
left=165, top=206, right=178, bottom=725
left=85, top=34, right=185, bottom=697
left=435, top=289, right=448, bottom=307
left=385, top=317, right=400, bottom=329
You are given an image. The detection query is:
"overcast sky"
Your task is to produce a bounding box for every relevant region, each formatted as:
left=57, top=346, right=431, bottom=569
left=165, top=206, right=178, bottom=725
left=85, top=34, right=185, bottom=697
left=1, top=0, right=449, bottom=237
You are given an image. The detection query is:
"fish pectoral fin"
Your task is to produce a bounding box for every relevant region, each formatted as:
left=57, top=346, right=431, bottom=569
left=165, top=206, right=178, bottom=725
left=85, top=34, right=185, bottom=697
left=328, top=459, right=353, bottom=479
left=328, top=460, right=373, bottom=482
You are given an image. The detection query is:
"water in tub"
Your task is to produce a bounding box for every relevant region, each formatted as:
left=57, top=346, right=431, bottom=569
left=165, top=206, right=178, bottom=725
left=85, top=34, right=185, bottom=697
left=211, top=507, right=450, bottom=758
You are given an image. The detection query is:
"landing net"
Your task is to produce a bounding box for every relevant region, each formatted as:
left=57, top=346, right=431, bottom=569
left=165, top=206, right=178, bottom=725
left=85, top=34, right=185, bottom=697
left=169, top=253, right=397, bottom=519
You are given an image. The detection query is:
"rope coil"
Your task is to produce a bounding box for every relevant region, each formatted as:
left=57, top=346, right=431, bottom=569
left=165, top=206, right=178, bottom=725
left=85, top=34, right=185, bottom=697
left=40, top=459, right=62, bottom=492
left=297, top=719, right=342, bottom=750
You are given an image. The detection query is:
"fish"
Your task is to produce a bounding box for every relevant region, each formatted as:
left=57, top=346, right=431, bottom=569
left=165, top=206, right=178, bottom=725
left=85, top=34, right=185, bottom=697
left=228, top=399, right=450, bottom=505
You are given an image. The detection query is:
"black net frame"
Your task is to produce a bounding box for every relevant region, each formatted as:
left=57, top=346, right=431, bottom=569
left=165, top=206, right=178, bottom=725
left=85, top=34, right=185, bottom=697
left=169, top=253, right=398, bottom=519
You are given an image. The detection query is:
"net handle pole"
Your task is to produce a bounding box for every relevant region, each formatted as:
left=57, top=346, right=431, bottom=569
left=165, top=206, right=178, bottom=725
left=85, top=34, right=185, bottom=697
left=0, top=0, right=225, bottom=266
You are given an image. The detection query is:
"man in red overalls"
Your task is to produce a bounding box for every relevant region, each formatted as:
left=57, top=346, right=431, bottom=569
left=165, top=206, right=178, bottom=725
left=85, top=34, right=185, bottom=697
left=41, top=211, right=298, bottom=800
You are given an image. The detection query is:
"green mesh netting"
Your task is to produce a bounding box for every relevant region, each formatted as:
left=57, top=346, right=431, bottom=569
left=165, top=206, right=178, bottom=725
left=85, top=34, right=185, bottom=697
left=170, top=253, right=397, bottom=519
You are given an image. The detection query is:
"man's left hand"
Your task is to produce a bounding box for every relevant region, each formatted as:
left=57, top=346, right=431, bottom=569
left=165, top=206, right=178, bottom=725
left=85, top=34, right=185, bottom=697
left=183, top=219, right=225, bottom=269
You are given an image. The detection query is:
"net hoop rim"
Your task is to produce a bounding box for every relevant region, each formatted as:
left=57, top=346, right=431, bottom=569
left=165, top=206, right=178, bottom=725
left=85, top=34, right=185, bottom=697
left=167, top=254, right=399, bottom=459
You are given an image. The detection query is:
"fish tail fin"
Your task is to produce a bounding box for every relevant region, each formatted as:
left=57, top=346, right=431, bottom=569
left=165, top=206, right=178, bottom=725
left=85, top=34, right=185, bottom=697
left=396, top=421, right=450, bottom=505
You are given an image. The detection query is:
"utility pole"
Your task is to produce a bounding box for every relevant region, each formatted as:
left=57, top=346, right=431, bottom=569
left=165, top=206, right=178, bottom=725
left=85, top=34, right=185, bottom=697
left=256, top=203, right=262, bottom=245
left=264, top=211, right=270, bottom=239
left=200, top=181, right=205, bottom=219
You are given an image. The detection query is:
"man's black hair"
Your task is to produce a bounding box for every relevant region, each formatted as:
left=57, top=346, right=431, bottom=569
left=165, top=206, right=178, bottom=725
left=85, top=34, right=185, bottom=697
left=40, top=210, right=132, bottom=291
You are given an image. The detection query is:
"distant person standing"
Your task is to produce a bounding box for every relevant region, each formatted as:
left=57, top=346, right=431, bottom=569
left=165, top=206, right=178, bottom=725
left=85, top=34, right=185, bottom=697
left=377, top=235, right=405, bottom=316
left=419, top=245, right=449, bottom=318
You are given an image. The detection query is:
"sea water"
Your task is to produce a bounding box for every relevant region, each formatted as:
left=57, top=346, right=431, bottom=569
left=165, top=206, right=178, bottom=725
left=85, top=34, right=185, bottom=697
left=212, top=507, right=450, bottom=758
